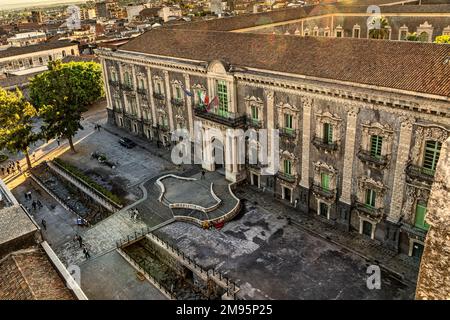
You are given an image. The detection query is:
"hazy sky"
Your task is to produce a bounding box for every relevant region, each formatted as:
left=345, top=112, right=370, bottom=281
left=0, top=0, right=86, bottom=10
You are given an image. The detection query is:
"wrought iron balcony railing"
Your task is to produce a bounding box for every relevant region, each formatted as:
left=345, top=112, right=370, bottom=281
left=279, top=127, right=297, bottom=138
left=406, top=164, right=435, bottom=185
left=247, top=118, right=263, bottom=129
left=153, top=92, right=165, bottom=100
left=357, top=149, right=389, bottom=168
left=355, top=201, right=383, bottom=219
left=171, top=98, right=185, bottom=107
left=194, top=106, right=246, bottom=128
left=277, top=171, right=296, bottom=183
left=137, top=87, right=147, bottom=95
left=311, top=184, right=336, bottom=200
left=120, top=83, right=133, bottom=91
left=312, top=136, right=338, bottom=151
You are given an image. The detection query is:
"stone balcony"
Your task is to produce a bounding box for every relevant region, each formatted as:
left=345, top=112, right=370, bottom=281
left=406, top=164, right=435, bottom=185
left=120, top=83, right=133, bottom=92
left=357, top=149, right=389, bottom=169
left=109, top=80, right=119, bottom=87
left=355, top=201, right=384, bottom=221
left=277, top=171, right=296, bottom=183
left=153, top=92, right=165, bottom=100
left=312, top=136, right=338, bottom=152
left=194, top=106, right=246, bottom=128
left=137, top=88, right=147, bottom=95
left=171, top=98, right=185, bottom=107
left=246, top=118, right=264, bottom=129
left=278, top=127, right=297, bottom=139
left=311, top=184, right=336, bottom=201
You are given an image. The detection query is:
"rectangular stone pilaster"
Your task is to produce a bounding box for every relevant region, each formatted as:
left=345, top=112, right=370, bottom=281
left=146, top=67, right=157, bottom=127
left=388, top=120, right=413, bottom=223
left=163, top=70, right=174, bottom=131
left=340, top=108, right=359, bottom=205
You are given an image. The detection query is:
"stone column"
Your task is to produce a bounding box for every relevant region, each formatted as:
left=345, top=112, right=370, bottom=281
left=299, top=97, right=312, bottom=213
left=146, top=67, right=157, bottom=127
left=416, top=137, right=450, bottom=300
left=388, top=118, right=414, bottom=223
left=385, top=118, right=414, bottom=252
left=163, top=70, right=174, bottom=131
left=131, top=65, right=142, bottom=127
left=337, top=106, right=359, bottom=231
left=100, top=58, right=114, bottom=125
left=184, top=74, right=194, bottom=140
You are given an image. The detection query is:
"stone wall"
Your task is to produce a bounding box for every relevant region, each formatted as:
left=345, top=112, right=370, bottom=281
left=415, top=137, right=450, bottom=300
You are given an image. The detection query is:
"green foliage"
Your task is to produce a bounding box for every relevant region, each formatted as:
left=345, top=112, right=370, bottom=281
left=0, top=154, right=8, bottom=163
left=435, top=35, right=450, bottom=44
left=29, top=61, right=104, bottom=146
left=0, top=87, right=39, bottom=164
left=406, top=32, right=419, bottom=41
left=368, top=16, right=390, bottom=40
left=53, top=158, right=123, bottom=205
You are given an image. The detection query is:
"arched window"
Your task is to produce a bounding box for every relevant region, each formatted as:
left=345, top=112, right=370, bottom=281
left=62, top=50, right=66, bottom=57
left=71, top=49, right=75, bottom=55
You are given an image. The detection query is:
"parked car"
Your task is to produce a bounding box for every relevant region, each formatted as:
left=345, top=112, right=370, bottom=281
left=119, top=137, right=136, bottom=148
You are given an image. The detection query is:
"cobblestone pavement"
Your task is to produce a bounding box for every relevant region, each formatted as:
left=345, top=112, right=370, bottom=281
left=235, top=185, right=420, bottom=285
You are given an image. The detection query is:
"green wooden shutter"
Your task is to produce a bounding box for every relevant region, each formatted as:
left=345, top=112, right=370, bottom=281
left=414, top=204, right=429, bottom=230
left=423, top=141, right=442, bottom=175
left=370, top=135, right=383, bottom=159
left=323, top=123, right=333, bottom=144
left=321, top=173, right=330, bottom=191
left=251, top=105, right=258, bottom=120
left=365, top=189, right=376, bottom=208
left=284, top=159, right=291, bottom=175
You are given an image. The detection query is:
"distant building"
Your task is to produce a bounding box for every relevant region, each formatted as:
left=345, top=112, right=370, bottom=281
left=7, top=32, right=47, bottom=47
left=31, top=11, right=43, bottom=24
left=95, top=0, right=123, bottom=20
left=158, top=6, right=183, bottom=23
left=126, top=4, right=146, bottom=22
left=0, top=41, right=79, bottom=76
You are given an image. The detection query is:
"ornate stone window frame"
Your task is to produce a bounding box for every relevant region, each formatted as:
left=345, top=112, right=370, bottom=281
left=280, top=150, right=296, bottom=174
left=245, top=96, right=264, bottom=127
left=357, top=176, right=386, bottom=210
left=303, top=27, right=310, bottom=36
left=399, top=25, right=408, bottom=40
left=335, top=25, right=343, bottom=38
left=192, top=83, right=206, bottom=105
left=443, top=25, right=450, bottom=36
left=323, top=27, right=330, bottom=37
left=171, top=79, right=184, bottom=102
left=153, top=75, right=164, bottom=95
left=359, top=122, right=394, bottom=166
left=416, top=21, right=433, bottom=42
left=109, top=66, right=118, bottom=82
left=136, top=72, right=147, bottom=90
left=410, top=125, right=449, bottom=168
left=352, top=24, right=361, bottom=38
left=313, top=161, right=338, bottom=191
left=401, top=183, right=430, bottom=227
left=207, top=60, right=236, bottom=113
left=359, top=217, right=376, bottom=240
left=313, top=26, right=319, bottom=37
left=277, top=102, right=299, bottom=131
left=314, top=110, right=342, bottom=147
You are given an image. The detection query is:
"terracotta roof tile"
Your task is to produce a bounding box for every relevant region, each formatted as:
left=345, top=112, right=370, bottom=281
left=119, top=29, right=450, bottom=97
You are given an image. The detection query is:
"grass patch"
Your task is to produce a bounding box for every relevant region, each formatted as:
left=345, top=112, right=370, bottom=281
left=53, top=158, right=123, bottom=205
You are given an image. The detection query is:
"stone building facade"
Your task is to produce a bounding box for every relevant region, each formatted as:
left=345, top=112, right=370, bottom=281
left=96, top=7, right=450, bottom=259
left=415, top=137, right=450, bottom=299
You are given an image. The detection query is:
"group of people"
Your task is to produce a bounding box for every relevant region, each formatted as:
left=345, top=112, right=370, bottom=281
left=0, top=160, right=22, bottom=177
left=94, top=124, right=102, bottom=131
left=129, top=208, right=140, bottom=221
left=73, top=234, right=91, bottom=260
left=23, top=190, right=47, bottom=230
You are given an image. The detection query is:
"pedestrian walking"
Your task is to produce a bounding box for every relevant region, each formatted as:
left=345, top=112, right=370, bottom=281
left=41, top=219, right=47, bottom=230
left=1, top=167, right=4, bottom=176
left=201, top=170, right=205, bottom=180
left=57, top=138, right=60, bottom=146
left=97, top=124, right=101, bottom=131
left=31, top=201, right=37, bottom=211
left=83, top=246, right=91, bottom=260
left=27, top=191, right=32, bottom=201
left=37, top=200, right=43, bottom=209
left=78, top=235, right=83, bottom=248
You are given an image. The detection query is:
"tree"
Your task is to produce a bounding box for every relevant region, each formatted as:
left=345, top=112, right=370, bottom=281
left=29, top=60, right=104, bottom=152
left=0, top=88, right=39, bottom=169
left=368, top=16, right=390, bottom=40
left=406, top=32, right=419, bottom=41
left=435, top=35, right=450, bottom=44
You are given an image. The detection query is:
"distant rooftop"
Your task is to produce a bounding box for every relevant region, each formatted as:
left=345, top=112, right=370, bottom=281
left=0, top=40, right=77, bottom=60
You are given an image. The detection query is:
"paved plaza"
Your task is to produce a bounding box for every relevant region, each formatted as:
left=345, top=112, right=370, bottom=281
left=4, top=101, right=419, bottom=300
